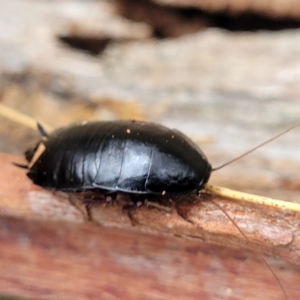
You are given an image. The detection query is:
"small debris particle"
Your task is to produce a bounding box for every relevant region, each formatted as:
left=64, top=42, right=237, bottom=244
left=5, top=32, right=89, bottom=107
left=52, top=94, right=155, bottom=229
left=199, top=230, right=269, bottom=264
left=162, top=190, right=166, bottom=195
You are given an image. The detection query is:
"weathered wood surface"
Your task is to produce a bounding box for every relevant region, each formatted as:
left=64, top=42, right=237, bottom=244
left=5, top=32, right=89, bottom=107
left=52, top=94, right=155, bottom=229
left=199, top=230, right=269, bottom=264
left=1, top=214, right=300, bottom=300
left=1, top=152, right=300, bottom=299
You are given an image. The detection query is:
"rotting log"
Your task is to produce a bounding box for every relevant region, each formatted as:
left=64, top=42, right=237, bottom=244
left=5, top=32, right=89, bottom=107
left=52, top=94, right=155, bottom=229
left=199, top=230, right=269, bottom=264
left=1, top=152, right=300, bottom=299
left=1, top=214, right=300, bottom=300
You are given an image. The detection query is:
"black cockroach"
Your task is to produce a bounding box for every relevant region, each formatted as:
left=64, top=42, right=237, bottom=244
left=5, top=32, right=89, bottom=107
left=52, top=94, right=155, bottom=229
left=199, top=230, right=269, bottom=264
left=19, top=119, right=299, bottom=200
left=22, top=120, right=212, bottom=195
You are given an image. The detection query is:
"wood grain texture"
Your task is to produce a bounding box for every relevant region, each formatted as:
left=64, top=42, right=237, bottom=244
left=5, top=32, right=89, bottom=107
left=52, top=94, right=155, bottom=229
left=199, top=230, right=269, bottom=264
left=1, top=153, right=300, bottom=299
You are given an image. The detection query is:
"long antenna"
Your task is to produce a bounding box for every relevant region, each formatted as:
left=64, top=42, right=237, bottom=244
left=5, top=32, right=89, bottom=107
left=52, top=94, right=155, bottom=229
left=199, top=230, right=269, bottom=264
left=212, top=121, right=300, bottom=171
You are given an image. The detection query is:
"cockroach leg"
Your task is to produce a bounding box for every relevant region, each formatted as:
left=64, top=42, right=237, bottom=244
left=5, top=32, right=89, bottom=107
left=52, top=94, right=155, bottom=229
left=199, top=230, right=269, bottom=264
left=121, top=194, right=145, bottom=225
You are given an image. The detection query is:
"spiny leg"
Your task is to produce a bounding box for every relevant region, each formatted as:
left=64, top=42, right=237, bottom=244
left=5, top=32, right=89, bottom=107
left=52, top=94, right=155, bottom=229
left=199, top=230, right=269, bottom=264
left=121, top=194, right=174, bottom=225
left=121, top=194, right=146, bottom=226
left=171, top=194, right=202, bottom=224
left=81, top=190, right=118, bottom=221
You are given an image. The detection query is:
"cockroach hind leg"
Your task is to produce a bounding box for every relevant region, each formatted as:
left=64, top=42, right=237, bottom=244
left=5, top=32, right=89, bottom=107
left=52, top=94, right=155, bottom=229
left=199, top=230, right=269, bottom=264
left=122, top=194, right=145, bottom=226
left=65, top=192, right=87, bottom=218
left=81, top=191, right=118, bottom=221
left=67, top=193, right=92, bottom=221
left=173, top=195, right=198, bottom=224
left=82, top=197, right=104, bottom=221
left=67, top=190, right=113, bottom=222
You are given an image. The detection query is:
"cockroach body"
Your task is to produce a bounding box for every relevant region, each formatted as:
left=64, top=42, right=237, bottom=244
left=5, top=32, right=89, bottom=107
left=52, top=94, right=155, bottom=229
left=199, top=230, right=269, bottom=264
left=25, top=120, right=212, bottom=196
